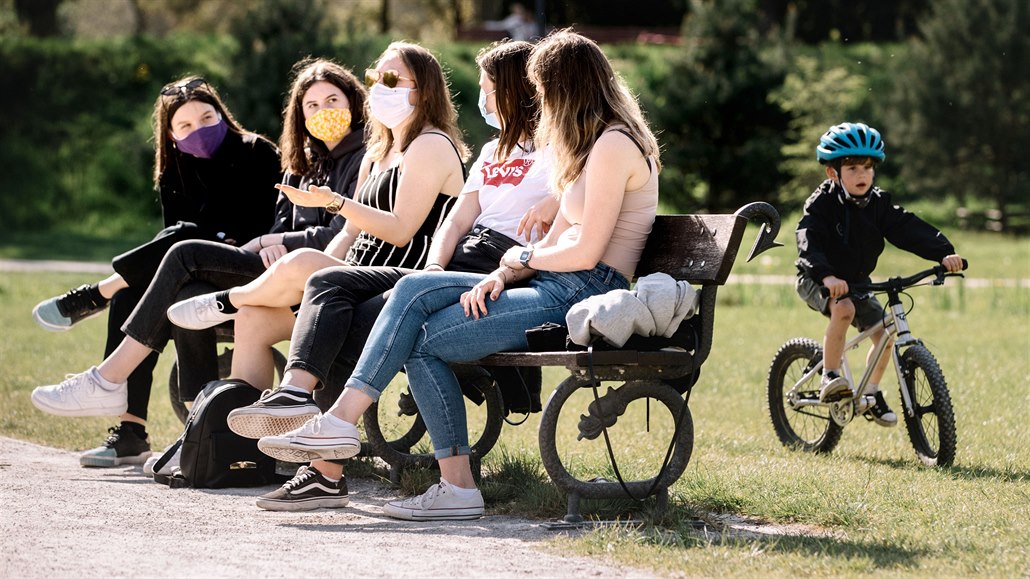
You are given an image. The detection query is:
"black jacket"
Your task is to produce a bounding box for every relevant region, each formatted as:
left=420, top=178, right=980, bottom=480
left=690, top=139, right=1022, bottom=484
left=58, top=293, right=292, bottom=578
left=269, top=128, right=367, bottom=252
left=795, top=180, right=955, bottom=284
left=159, top=130, right=281, bottom=245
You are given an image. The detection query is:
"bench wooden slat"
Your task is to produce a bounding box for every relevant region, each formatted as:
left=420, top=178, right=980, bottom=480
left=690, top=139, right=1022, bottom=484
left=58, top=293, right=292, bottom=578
left=636, top=214, right=747, bottom=285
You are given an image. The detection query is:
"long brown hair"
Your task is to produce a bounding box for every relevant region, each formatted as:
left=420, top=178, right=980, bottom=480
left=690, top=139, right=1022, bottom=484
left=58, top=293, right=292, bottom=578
left=152, top=76, right=248, bottom=186
left=476, top=40, right=538, bottom=162
left=528, top=29, right=661, bottom=193
left=366, top=42, right=470, bottom=164
left=281, top=58, right=368, bottom=176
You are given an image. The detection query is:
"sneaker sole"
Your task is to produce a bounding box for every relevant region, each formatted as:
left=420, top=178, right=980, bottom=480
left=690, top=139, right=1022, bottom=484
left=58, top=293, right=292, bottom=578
left=819, top=386, right=853, bottom=403
left=228, top=409, right=320, bottom=439
left=255, top=495, right=350, bottom=512
left=30, top=392, right=128, bottom=417
left=382, top=504, right=484, bottom=521
left=32, top=304, right=105, bottom=332
left=80, top=451, right=152, bottom=467
left=257, top=439, right=361, bottom=463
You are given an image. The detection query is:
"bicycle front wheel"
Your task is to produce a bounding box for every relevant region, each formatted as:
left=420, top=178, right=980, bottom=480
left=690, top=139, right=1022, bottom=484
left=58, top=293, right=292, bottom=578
left=767, top=338, right=843, bottom=453
left=899, top=345, right=957, bottom=467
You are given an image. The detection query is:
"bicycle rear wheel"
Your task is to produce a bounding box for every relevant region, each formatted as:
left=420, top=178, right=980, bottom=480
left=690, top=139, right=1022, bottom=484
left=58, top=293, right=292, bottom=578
left=767, top=338, right=843, bottom=453
left=899, top=345, right=957, bottom=467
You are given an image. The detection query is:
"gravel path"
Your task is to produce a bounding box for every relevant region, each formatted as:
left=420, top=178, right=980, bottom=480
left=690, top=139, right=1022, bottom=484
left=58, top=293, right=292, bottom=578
left=0, top=437, right=658, bottom=578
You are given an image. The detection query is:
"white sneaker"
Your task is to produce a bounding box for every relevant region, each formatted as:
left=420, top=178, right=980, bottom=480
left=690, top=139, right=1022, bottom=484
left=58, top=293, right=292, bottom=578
left=31, top=367, right=128, bottom=417
left=166, top=293, right=235, bottom=330
left=818, top=370, right=853, bottom=403
left=144, top=443, right=181, bottom=476
left=383, top=479, right=484, bottom=521
left=257, top=414, right=361, bottom=463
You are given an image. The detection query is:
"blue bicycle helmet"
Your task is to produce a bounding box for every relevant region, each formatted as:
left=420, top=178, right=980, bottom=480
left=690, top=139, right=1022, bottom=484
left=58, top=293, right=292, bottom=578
left=816, top=122, right=886, bottom=164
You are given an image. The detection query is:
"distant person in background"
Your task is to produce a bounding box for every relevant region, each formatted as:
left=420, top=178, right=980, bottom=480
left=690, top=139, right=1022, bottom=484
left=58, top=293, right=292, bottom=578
left=483, top=2, right=537, bottom=41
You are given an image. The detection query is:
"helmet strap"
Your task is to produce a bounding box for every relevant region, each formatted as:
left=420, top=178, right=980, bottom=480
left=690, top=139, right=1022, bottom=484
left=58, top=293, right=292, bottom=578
left=831, top=160, right=872, bottom=209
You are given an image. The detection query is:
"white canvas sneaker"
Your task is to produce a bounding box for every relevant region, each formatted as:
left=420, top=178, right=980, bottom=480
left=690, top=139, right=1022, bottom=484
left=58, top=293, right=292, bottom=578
left=383, top=479, right=484, bottom=521
left=166, top=293, right=235, bottom=330
left=31, top=367, right=128, bottom=417
left=257, top=414, right=361, bottom=463
left=144, top=443, right=181, bottom=476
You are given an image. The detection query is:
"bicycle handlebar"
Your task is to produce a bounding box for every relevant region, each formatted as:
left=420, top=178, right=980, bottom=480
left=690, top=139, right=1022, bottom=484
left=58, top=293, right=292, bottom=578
left=819, top=259, right=968, bottom=298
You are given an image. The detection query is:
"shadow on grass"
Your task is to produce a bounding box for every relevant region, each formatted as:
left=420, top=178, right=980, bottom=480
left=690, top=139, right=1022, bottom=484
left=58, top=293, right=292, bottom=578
left=853, top=455, right=1030, bottom=483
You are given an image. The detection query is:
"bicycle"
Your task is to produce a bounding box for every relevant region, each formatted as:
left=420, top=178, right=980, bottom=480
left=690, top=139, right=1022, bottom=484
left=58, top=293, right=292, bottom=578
left=766, top=261, right=967, bottom=467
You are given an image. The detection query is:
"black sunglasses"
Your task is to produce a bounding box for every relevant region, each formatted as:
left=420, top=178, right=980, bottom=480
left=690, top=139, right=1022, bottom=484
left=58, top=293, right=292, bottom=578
left=364, top=69, right=416, bottom=89
left=161, top=78, right=208, bottom=97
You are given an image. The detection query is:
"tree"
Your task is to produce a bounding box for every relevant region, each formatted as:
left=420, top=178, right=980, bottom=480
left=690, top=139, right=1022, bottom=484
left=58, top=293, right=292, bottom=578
left=13, top=0, right=62, bottom=36
left=650, top=0, right=789, bottom=212
left=890, top=0, right=1029, bottom=228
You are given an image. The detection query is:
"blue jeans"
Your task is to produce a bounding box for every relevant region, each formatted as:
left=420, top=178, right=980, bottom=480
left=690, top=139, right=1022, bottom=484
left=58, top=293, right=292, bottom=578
left=346, top=263, right=628, bottom=459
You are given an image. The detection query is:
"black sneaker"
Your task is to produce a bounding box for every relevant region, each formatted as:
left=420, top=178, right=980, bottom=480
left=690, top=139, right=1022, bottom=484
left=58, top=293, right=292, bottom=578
left=255, top=465, right=349, bottom=511
left=33, top=284, right=108, bottom=332
left=79, top=424, right=152, bottom=467
left=227, top=387, right=320, bottom=439
left=864, top=391, right=898, bottom=427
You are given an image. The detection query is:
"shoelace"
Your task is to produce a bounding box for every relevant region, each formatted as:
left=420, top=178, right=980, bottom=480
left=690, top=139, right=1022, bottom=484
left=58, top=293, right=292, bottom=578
left=55, top=372, right=98, bottom=398
left=406, top=482, right=444, bottom=508
left=57, top=285, right=99, bottom=316
left=102, top=425, right=122, bottom=447
left=282, top=466, right=316, bottom=491
left=197, top=296, right=226, bottom=320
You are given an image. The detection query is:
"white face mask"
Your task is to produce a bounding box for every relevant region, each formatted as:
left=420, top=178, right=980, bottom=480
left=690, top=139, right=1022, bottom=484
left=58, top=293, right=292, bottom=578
left=369, top=83, right=416, bottom=129
left=478, top=88, right=500, bottom=129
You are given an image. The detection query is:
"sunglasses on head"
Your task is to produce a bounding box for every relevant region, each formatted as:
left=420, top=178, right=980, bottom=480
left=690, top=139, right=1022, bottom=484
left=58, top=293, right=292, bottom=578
left=364, top=69, right=415, bottom=89
left=161, top=78, right=208, bottom=97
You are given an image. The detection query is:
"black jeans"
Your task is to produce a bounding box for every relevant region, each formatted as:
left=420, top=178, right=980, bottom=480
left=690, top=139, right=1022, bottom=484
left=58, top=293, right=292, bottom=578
left=287, top=266, right=415, bottom=411
left=120, top=239, right=266, bottom=419
left=105, top=223, right=205, bottom=421
left=288, top=225, right=521, bottom=411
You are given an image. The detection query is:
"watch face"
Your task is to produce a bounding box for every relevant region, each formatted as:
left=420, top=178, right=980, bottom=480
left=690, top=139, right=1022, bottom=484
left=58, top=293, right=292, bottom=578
left=520, top=250, right=531, bottom=264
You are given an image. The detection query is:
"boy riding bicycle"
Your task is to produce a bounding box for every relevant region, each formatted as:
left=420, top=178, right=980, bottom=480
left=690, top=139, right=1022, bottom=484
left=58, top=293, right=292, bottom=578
left=794, top=122, right=964, bottom=426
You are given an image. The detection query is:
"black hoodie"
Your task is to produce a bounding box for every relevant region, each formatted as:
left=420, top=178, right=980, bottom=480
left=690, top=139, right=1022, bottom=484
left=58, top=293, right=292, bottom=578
left=795, top=179, right=955, bottom=284
left=269, top=127, right=367, bottom=251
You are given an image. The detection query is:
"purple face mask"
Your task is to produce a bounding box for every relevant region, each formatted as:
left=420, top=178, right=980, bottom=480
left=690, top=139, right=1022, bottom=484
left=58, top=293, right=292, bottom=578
left=174, top=118, right=228, bottom=159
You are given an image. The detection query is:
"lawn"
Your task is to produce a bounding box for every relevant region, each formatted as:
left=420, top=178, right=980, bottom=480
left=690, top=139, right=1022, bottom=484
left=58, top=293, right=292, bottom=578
left=0, top=224, right=1027, bottom=577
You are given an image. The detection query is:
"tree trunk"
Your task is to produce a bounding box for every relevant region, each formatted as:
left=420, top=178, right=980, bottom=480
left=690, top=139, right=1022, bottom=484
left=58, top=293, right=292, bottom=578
left=14, top=0, right=62, bottom=37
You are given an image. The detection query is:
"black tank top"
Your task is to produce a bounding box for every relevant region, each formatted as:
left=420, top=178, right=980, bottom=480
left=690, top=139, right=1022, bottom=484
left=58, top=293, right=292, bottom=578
left=345, top=132, right=463, bottom=268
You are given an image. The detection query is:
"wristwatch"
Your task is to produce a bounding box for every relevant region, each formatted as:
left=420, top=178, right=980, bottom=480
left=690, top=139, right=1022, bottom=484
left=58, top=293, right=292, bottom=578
left=325, top=193, right=345, bottom=214
left=518, top=246, right=534, bottom=269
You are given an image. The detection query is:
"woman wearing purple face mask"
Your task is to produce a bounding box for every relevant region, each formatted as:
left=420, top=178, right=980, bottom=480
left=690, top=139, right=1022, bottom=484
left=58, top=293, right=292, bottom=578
left=28, top=77, right=281, bottom=466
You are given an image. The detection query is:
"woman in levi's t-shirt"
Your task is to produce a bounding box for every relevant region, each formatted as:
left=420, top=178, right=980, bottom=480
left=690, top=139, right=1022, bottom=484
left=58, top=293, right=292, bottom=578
left=249, top=30, right=661, bottom=522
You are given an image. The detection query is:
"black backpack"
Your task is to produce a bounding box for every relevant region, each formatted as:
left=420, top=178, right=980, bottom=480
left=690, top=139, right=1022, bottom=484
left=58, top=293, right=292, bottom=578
left=154, top=379, right=281, bottom=489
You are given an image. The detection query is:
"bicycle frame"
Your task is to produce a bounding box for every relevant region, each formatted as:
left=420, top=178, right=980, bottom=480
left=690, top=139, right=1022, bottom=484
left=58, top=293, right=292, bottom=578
left=785, top=289, right=921, bottom=419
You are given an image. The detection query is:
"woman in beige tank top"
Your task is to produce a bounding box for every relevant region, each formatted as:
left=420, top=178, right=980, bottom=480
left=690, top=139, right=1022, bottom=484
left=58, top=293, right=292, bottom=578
left=253, top=30, right=661, bottom=522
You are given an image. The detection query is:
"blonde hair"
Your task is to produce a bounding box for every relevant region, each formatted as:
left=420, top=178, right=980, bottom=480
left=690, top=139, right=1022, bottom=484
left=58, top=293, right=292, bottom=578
left=528, top=29, right=660, bottom=193
left=366, top=42, right=470, bottom=164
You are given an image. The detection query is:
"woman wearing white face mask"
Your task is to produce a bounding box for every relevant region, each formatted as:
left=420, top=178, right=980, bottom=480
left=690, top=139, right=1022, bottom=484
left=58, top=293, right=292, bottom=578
left=162, top=42, right=469, bottom=396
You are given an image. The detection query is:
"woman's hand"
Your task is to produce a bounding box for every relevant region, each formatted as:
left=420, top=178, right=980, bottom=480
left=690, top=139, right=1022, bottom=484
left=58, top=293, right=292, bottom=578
left=460, top=269, right=510, bottom=319
left=516, top=195, right=558, bottom=242
left=240, top=235, right=263, bottom=253
left=500, top=245, right=529, bottom=270
left=274, top=183, right=336, bottom=208
left=259, top=244, right=288, bottom=268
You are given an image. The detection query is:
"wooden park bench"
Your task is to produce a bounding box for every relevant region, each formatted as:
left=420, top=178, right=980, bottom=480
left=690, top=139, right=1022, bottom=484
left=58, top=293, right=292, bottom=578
left=361, top=201, right=782, bottom=522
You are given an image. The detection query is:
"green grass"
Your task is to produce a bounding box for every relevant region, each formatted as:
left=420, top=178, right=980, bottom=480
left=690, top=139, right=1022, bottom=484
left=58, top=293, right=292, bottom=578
left=1, top=226, right=1027, bottom=577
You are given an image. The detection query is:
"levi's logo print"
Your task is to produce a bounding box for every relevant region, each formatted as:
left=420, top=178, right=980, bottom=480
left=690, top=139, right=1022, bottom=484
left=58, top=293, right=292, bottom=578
left=481, top=158, right=534, bottom=187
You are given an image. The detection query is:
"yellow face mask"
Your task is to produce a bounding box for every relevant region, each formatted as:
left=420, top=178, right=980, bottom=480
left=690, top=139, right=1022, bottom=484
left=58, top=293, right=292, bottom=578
left=305, top=107, right=352, bottom=143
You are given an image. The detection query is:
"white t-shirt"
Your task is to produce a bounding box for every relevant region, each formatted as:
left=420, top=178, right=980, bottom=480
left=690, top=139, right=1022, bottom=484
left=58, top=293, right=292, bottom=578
left=462, top=139, right=554, bottom=243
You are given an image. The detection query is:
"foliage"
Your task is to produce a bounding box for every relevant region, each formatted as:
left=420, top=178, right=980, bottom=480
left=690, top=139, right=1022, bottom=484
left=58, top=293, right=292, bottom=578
left=888, top=0, right=1029, bottom=228
left=0, top=33, right=234, bottom=235
left=647, top=0, right=789, bottom=212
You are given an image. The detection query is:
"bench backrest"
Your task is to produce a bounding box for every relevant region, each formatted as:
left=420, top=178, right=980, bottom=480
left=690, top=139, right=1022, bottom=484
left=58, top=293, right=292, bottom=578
left=635, top=214, right=749, bottom=285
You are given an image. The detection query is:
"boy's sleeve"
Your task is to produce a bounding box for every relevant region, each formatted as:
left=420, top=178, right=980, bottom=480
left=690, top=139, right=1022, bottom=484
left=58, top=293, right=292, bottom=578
left=795, top=195, right=836, bottom=283
left=878, top=192, right=956, bottom=262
